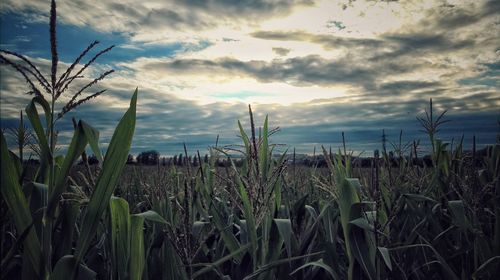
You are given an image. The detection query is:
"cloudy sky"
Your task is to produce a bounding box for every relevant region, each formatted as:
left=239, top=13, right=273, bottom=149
left=0, top=0, right=498, bottom=156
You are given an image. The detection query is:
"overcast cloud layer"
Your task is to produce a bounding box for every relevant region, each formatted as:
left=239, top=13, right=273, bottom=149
left=1, top=0, right=498, bottom=156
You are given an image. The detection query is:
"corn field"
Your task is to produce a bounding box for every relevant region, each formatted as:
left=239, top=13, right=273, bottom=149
left=1, top=1, right=499, bottom=279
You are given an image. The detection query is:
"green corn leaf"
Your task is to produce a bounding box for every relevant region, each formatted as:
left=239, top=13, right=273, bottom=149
left=191, top=243, right=251, bottom=279
left=338, top=178, right=360, bottom=260
left=47, top=121, right=88, bottom=218
left=345, top=178, right=361, bottom=191
left=238, top=120, right=251, bottom=155
left=403, top=193, right=437, bottom=203
left=209, top=204, right=243, bottom=263
left=349, top=217, right=374, bottom=232
left=162, top=238, right=189, bottom=280
left=290, top=259, right=339, bottom=280
left=448, top=200, right=470, bottom=231
left=390, top=243, right=459, bottom=280
left=273, top=219, right=292, bottom=259
left=135, top=210, right=168, bottom=224
left=81, top=121, right=103, bottom=164
left=260, top=214, right=272, bottom=267
left=378, top=247, right=392, bottom=271
left=265, top=218, right=285, bottom=273
left=322, top=242, right=340, bottom=278
left=239, top=219, right=249, bottom=244
left=349, top=225, right=376, bottom=280
left=258, top=115, right=269, bottom=181
left=130, top=215, right=145, bottom=280
left=0, top=223, right=34, bottom=273
left=335, top=177, right=362, bottom=280
left=0, top=132, right=41, bottom=276
left=50, top=255, right=96, bottom=280
left=25, top=97, right=51, bottom=152
left=8, top=150, right=22, bottom=179
left=110, top=196, right=131, bottom=280
left=322, top=205, right=339, bottom=244
left=57, top=201, right=80, bottom=259
left=472, top=256, right=500, bottom=280
left=242, top=251, right=324, bottom=280
left=193, top=221, right=209, bottom=240
left=33, top=96, right=52, bottom=130
left=25, top=97, right=51, bottom=183
left=231, top=160, right=258, bottom=269
left=75, top=88, right=137, bottom=265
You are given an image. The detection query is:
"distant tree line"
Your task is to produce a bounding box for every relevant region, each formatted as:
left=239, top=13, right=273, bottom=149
left=63, top=146, right=493, bottom=168
left=126, top=150, right=211, bottom=166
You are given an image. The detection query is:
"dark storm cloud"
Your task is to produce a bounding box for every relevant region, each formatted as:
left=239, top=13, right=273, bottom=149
left=0, top=0, right=313, bottom=35
left=272, top=47, right=291, bottom=56
left=420, top=0, right=499, bottom=30
left=375, top=33, right=476, bottom=60
left=179, top=0, right=313, bottom=16
left=378, top=81, right=442, bottom=92
left=136, top=54, right=417, bottom=90
left=251, top=30, right=475, bottom=63
left=251, top=30, right=383, bottom=50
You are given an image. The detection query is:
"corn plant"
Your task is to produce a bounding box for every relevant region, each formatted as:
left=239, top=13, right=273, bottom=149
left=0, top=1, right=145, bottom=278
left=1, top=88, right=139, bottom=278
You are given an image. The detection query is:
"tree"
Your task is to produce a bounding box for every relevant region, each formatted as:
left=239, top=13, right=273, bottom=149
left=136, top=150, right=160, bottom=165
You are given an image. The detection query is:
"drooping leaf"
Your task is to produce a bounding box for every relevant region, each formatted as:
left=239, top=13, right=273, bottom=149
left=273, top=218, right=292, bottom=259
left=290, top=259, right=339, bottom=280
left=81, top=121, right=103, bottom=164
left=135, top=210, right=168, bottom=224
left=191, top=243, right=251, bottom=279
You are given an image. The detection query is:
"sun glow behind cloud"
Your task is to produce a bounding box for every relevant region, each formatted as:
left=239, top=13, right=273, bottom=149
left=0, top=0, right=498, bottom=155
